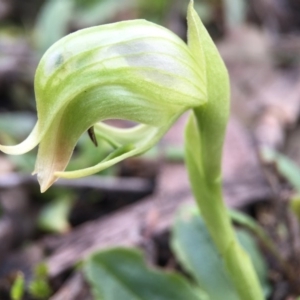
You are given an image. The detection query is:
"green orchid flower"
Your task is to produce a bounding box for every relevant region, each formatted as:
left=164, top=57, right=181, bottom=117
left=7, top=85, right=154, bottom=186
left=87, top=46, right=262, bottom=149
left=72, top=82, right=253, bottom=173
left=0, top=6, right=206, bottom=192
left=0, top=2, right=264, bottom=298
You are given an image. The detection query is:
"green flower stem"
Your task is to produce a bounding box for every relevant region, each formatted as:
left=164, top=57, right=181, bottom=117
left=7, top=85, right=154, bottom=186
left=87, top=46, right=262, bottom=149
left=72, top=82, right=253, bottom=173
left=185, top=3, right=264, bottom=299
left=185, top=113, right=264, bottom=300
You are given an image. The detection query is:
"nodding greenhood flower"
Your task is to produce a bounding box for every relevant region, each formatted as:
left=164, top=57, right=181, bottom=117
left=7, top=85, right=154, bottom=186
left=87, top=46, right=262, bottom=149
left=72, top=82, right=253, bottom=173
left=0, top=1, right=207, bottom=192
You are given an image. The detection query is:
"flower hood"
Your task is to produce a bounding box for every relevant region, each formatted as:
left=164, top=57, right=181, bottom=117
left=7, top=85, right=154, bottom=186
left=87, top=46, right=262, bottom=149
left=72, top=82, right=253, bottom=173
left=0, top=2, right=207, bottom=192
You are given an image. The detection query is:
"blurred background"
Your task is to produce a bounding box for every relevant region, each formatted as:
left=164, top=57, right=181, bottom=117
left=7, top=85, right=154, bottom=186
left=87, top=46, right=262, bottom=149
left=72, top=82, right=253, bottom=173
left=0, top=0, right=300, bottom=299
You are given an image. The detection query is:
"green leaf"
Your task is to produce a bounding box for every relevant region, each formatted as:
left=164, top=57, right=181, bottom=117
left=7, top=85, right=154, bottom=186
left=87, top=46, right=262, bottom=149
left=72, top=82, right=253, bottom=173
left=84, top=247, right=205, bottom=300
left=171, top=207, right=240, bottom=300
left=29, top=278, right=52, bottom=299
left=137, top=0, right=170, bottom=23
left=34, top=0, right=74, bottom=53
left=75, top=0, right=135, bottom=27
left=236, top=230, right=271, bottom=297
left=38, top=195, right=72, bottom=233
left=10, top=272, right=25, bottom=300
left=261, top=146, right=300, bottom=193
left=261, top=154, right=300, bottom=256
left=290, top=194, right=300, bottom=222
left=223, top=0, right=247, bottom=28
left=34, top=263, right=49, bottom=279
left=229, top=209, right=276, bottom=251
left=171, top=207, right=270, bottom=299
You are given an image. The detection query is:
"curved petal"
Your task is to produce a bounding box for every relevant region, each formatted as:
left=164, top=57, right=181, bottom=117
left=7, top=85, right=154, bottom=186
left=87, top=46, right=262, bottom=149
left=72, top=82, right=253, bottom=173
left=0, top=123, right=41, bottom=155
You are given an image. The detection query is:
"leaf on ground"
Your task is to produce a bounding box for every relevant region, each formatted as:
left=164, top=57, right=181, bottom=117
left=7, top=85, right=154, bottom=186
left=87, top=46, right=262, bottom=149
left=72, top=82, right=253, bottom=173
left=75, top=0, right=135, bottom=26
left=10, top=272, right=25, bottom=300
left=34, top=0, right=74, bottom=52
left=236, top=230, right=271, bottom=297
left=84, top=247, right=205, bottom=300
left=261, top=146, right=300, bottom=193
left=38, top=195, right=73, bottom=233
left=29, top=279, right=52, bottom=299
left=171, top=206, right=271, bottom=299
left=223, top=0, right=247, bottom=27
left=171, top=207, right=240, bottom=300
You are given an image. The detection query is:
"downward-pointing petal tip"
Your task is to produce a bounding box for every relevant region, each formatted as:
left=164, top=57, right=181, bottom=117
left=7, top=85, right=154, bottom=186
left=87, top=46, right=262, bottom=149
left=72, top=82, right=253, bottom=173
left=0, top=123, right=41, bottom=155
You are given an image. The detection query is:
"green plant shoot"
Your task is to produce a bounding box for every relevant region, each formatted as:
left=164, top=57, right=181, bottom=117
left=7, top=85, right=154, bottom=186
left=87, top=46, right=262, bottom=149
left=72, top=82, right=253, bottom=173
left=184, top=3, right=263, bottom=299
left=10, top=272, right=25, bottom=300
left=0, top=1, right=264, bottom=299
